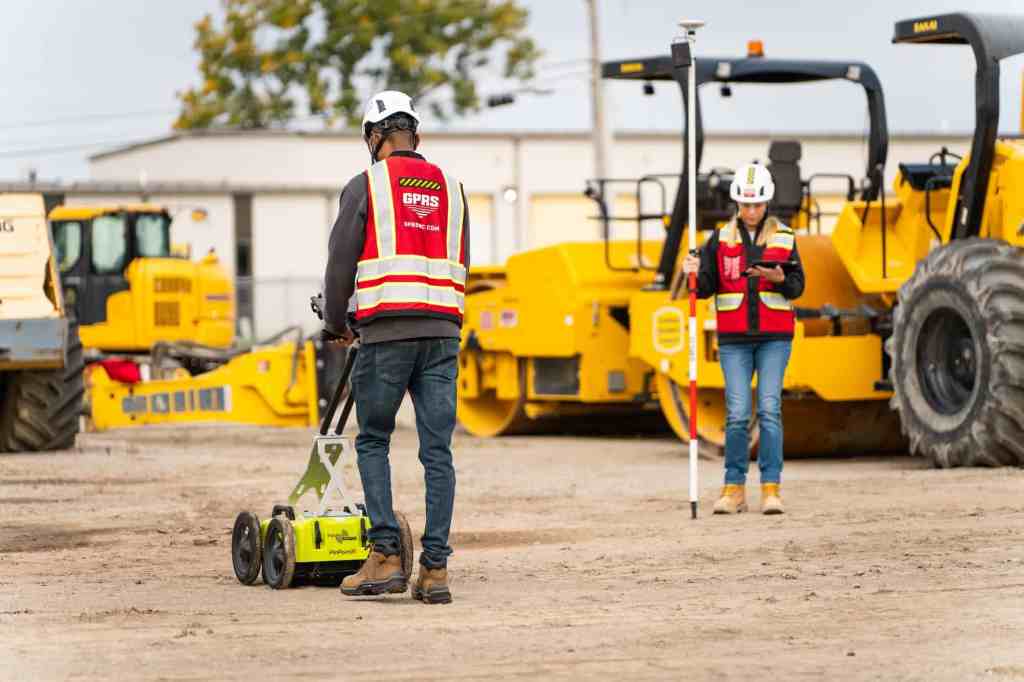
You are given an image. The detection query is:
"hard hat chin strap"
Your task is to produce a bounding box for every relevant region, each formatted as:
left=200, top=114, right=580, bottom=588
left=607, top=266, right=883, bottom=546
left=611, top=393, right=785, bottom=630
left=368, top=126, right=419, bottom=163
left=370, top=132, right=389, bottom=163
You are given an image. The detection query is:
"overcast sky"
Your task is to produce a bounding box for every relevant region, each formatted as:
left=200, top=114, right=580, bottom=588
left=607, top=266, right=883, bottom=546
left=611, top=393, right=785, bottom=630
left=2, top=0, right=1023, bottom=181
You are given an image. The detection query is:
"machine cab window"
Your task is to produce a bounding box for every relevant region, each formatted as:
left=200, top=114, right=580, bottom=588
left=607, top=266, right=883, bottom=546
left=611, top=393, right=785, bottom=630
left=52, top=220, right=83, bottom=273
left=91, top=214, right=129, bottom=274
left=135, top=213, right=171, bottom=258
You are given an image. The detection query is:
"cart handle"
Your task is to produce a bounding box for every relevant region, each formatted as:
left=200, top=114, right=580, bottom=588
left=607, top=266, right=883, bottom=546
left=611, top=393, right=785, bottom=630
left=319, top=345, right=359, bottom=436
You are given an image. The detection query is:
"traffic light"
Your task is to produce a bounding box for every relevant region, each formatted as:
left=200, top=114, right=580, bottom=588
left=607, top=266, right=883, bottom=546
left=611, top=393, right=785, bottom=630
left=486, top=93, right=516, bottom=108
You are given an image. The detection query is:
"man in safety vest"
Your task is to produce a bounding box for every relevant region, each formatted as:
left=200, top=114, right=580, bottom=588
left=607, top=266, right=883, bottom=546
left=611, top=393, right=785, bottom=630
left=682, top=163, right=805, bottom=515
left=323, top=90, right=469, bottom=604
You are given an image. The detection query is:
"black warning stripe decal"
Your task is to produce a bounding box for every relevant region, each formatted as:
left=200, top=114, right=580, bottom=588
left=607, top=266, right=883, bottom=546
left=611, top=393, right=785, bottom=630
left=399, top=177, right=442, bottom=191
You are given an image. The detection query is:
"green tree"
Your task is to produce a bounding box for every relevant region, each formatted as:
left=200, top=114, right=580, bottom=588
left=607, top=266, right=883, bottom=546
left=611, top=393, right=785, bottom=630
left=174, top=0, right=540, bottom=130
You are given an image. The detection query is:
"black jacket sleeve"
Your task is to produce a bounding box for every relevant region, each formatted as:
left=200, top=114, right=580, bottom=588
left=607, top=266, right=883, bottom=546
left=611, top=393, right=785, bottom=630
left=323, top=173, right=368, bottom=335
left=694, top=232, right=720, bottom=300
left=777, top=239, right=805, bottom=300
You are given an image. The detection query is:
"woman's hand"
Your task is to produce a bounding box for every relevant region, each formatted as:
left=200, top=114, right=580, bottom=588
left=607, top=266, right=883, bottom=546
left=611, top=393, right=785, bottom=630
left=747, top=265, right=785, bottom=284
left=682, top=254, right=700, bottom=275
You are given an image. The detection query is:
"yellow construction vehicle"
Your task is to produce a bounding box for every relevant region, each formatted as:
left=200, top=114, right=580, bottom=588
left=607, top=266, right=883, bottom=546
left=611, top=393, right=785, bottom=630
left=48, top=204, right=234, bottom=355
left=0, top=194, right=84, bottom=451
left=46, top=204, right=323, bottom=433
left=86, top=298, right=342, bottom=432
left=637, top=12, right=1024, bottom=466
left=87, top=331, right=322, bottom=431
left=461, top=12, right=1024, bottom=468
left=459, top=48, right=896, bottom=448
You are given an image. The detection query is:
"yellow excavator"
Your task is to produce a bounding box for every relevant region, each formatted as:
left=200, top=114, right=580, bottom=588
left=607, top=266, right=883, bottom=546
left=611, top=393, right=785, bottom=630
left=459, top=12, right=1024, bottom=468
left=48, top=204, right=234, bottom=356
left=46, top=205, right=320, bottom=433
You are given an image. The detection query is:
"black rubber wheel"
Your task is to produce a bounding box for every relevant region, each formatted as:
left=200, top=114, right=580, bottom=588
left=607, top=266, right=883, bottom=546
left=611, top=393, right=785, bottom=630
left=231, top=511, right=262, bottom=585
left=262, top=517, right=296, bottom=589
left=0, top=323, right=84, bottom=452
left=395, top=510, right=414, bottom=580
left=271, top=504, right=295, bottom=520
left=888, top=238, right=1024, bottom=467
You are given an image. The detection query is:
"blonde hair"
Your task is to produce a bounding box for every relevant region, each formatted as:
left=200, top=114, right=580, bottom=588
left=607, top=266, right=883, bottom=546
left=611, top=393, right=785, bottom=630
left=722, top=215, right=782, bottom=247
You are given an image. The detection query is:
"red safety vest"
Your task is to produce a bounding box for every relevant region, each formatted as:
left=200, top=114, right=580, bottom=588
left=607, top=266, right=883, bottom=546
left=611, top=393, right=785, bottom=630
left=714, top=217, right=795, bottom=335
left=355, top=155, right=466, bottom=325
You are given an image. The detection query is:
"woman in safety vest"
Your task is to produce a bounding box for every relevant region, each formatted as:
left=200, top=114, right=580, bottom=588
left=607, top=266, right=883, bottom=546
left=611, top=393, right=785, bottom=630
left=682, top=163, right=805, bottom=515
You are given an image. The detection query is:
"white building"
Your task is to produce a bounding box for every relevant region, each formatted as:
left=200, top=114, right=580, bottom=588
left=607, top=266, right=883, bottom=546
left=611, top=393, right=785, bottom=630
left=2, top=128, right=971, bottom=336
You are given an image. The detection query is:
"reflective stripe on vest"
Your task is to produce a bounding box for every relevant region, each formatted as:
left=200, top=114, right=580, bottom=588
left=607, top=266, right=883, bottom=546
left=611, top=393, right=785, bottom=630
left=716, top=292, right=744, bottom=312
left=759, top=291, right=792, bottom=311
left=357, top=256, right=467, bottom=286
left=767, top=232, right=794, bottom=250
left=367, top=160, right=396, bottom=258
left=443, top=172, right=464, bottom=262
left=356, top=282, right=465, bottom=310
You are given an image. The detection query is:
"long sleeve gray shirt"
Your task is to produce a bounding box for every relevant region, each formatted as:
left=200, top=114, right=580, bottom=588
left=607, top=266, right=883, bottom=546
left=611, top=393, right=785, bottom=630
left=323, top=150, right=470, bottom=344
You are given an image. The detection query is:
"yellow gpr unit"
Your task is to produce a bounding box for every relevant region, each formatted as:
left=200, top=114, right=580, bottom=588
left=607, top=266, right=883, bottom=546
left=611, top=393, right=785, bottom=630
left=231, top=344, right=412, bottom=589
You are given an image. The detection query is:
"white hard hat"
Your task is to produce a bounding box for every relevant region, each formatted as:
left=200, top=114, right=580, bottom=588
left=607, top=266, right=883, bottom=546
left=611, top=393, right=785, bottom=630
left=730, top=163, right=775, bottom=204
left=362, top=90, right=420, bottom=138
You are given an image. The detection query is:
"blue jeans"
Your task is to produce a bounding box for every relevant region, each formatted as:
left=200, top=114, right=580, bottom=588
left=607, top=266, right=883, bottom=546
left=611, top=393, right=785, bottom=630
left=351, top=337, right=459, bottom=569
left=718, top=340, right=792, bottom=486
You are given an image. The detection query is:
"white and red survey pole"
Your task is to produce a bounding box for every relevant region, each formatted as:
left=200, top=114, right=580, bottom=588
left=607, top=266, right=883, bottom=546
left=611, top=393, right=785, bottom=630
left=675, top=18, right=704, bottom=520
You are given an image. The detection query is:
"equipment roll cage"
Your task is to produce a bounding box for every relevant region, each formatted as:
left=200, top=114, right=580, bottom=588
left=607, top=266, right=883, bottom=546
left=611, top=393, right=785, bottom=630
left=588, top=53, right=890, bottom=284
left=893, top=12, right=1024, bottom=240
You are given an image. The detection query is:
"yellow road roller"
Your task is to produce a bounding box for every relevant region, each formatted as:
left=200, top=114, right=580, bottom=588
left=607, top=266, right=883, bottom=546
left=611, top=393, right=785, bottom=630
left=460, top=47, right=896, bottom=449
left=462, top=13, right=1024, bottom=468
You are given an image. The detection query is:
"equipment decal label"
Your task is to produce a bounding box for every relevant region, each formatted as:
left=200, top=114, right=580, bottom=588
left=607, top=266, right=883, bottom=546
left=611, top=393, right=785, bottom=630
left=499, top=310, right=518, bottom=328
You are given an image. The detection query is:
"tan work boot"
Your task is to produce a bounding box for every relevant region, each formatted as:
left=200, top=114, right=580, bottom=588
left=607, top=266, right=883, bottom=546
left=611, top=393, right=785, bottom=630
left=340, top=551, right=407, bottom=596
left=713, top=484, right=748, bottom=514
left=412, top=564, right=452, bottom=605
left=762, top=483, right=784, bottom=515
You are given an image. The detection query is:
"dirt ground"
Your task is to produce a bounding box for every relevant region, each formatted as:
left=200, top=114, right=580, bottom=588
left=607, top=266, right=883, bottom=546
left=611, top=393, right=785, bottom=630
left=1, top=424, right=1022, bottom=682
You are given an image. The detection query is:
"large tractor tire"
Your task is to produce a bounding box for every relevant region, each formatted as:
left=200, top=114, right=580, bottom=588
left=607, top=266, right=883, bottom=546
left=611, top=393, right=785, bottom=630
left=0, top=324, right=85, bottom=452
left=888, top=239, right=1024, bottom=467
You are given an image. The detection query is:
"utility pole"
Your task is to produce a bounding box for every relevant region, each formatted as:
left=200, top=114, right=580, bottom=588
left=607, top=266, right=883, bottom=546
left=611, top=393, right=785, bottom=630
left=585, top=0, right=613, bottom=193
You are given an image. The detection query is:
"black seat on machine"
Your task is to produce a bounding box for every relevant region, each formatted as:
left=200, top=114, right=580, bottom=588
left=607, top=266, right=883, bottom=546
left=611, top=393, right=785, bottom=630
left=697, top=168, right=735, bottom=230
left=767, top=140, right=803, bottom=223
left=898, top=163, right=956, bottom=191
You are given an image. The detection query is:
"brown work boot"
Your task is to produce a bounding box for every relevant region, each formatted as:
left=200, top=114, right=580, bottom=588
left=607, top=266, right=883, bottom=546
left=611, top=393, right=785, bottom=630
left=412, top=564, right=452, bottom=605
left=762, top=483, right=784, bottom=515
left=713, top=484, right=748, bottom=514
left=340, top=551, right=407, bottom=596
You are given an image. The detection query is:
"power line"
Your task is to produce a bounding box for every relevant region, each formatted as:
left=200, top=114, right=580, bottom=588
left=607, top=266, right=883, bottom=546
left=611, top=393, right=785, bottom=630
left=0, top=108, right=176, bottom=132
left=0, top=71, right=591, bottom=157
left=528, top=70, right=591, bottom=85
left=0, top=138, right=154, bottom=160
left=0, top=64, right=583, bottom=136
left=535, top=58, right=590, bottom=71
left=0, top=59, right=584, bottom=134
